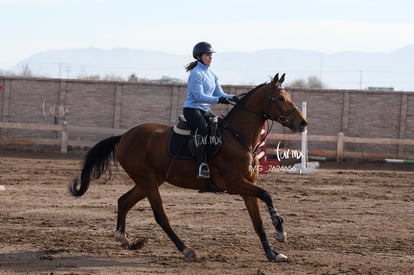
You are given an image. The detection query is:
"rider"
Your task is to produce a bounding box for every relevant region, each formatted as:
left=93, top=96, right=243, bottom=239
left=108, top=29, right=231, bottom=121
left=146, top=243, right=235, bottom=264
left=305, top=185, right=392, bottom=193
left=183, top=41, right=237, bottom=179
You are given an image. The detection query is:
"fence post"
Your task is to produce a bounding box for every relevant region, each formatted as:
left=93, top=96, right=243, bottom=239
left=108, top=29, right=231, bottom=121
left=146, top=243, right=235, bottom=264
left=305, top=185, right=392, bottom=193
left=337, top=132, right=344, bottom=162
left=114, top=84, right=122, bottom=128
left=60, top=120, right=68, bottom=153
left=398, top=93, right=408, bottom=157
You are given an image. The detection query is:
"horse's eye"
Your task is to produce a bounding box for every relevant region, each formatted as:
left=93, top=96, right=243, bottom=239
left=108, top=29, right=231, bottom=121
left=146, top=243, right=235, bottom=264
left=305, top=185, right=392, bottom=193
left=278, top=96, right=285, bottom=102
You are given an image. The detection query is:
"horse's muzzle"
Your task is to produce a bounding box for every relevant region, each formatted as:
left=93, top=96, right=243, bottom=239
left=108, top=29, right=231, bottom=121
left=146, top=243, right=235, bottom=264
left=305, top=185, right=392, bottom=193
left=291, top=117, right=308, bottom=133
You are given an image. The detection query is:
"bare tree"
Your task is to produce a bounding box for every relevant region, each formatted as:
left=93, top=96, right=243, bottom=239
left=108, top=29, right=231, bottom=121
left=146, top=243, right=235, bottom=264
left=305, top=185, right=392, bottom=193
left=288, top=76, right=326, bottom=89
left=20, top=64, right=33, bottom=77
left=128, top=73, right=138, bottom=82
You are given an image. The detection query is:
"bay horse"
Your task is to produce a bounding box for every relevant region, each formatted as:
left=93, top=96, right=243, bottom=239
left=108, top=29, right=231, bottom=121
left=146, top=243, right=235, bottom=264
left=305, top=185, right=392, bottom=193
left=69, top=73, right=307, bottom=262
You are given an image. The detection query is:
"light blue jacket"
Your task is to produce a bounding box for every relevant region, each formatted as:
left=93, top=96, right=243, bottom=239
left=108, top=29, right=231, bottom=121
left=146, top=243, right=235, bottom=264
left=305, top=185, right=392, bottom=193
left=183, top=61, right=232, bottom=112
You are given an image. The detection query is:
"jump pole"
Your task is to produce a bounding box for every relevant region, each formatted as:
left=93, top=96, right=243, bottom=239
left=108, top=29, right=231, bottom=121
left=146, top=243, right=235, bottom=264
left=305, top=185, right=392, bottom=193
left=258, top=123, right=279, bottom=174
left=384, top=158, right=414, bottom=164
left=288, top=102, right=319, bottom=175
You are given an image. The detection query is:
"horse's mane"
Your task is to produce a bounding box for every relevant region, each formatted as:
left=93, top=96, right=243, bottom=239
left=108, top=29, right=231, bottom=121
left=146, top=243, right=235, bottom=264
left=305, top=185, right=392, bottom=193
left=238, top=83, right=266, bottom=102
left=225, top=82, right=267, bottom=117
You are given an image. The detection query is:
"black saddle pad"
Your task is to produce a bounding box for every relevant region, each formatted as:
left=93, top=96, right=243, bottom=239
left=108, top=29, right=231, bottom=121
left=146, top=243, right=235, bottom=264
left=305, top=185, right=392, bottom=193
left=167, top=129, right=222, bottom=160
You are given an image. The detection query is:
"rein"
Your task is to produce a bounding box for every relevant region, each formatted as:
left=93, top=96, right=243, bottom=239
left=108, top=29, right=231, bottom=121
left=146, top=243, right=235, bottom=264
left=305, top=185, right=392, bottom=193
left=219, top=119, right=252, bottom=152
left=220, top=116, right=274, bottom=156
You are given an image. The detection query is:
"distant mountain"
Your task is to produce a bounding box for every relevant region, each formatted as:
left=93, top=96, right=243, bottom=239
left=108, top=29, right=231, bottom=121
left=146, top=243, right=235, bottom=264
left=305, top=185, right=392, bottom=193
left=9, top=45, right=414, bottom=90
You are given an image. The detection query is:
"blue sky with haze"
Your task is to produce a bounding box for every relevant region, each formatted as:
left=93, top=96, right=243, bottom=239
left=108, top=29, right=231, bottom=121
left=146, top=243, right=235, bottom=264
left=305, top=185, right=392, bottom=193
left=1, top=0, right=414, bottom=69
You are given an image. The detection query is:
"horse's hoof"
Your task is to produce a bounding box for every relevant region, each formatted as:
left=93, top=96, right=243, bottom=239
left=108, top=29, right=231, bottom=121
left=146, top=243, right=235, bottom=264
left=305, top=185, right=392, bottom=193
left=267, top=250, right=288, bottom=262
left=128, top=238, right=146, bottom=250
left=114, top=232, right=130, bottom=247
left=115, top=231, right=146, bottom=249
left=275, top=231, right=287, bottom=243
left=182, top=247, right=196, bottom=261
left=275, top=253, right=288, bottom=262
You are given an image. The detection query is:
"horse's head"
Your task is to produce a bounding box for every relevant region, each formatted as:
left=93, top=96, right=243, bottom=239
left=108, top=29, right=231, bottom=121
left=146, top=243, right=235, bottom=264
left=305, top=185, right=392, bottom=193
left=263, top=73, right=307, bottom=133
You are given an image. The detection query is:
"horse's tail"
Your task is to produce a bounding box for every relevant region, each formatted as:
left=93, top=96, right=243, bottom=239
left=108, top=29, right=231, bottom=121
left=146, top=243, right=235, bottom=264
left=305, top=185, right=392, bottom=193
left=69, top=135, right=122, bottom=197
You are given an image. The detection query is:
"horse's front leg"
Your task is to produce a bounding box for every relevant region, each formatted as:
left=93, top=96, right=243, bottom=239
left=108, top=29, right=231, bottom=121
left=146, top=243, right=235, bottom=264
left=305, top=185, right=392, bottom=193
left=258, top=189, right=287, bottom=243
left=242, top=195, right=287, bottom=262
left=230, top=178, right=287, bottom=243
left=226, top=177, right=287, bottom=258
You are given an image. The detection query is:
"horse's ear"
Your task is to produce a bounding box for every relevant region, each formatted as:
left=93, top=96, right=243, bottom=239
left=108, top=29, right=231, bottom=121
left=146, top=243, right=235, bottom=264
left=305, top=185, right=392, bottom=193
left=272, top=73, right=285, bottom=87
left=279, top=73, right=285, bottom=84
left=271, top=73, right=279, bottom=86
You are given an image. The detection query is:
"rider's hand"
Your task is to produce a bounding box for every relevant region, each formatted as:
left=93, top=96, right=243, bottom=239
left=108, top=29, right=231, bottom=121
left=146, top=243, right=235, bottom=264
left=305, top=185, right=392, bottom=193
left=230, top=95, right=240, bottom=104
left=218, top=97, right=231, bottom=104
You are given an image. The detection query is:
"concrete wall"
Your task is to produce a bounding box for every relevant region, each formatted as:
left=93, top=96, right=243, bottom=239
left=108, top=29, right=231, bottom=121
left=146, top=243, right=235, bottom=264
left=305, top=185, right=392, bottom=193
left=1, top=77, right=413, bottom=156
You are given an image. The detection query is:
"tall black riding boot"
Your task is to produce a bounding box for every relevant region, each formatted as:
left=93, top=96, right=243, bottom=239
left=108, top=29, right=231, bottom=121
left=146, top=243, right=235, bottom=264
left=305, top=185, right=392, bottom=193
left=195, top=143, right=210, bottom=179
left=195, top=144, right=222, bottom=193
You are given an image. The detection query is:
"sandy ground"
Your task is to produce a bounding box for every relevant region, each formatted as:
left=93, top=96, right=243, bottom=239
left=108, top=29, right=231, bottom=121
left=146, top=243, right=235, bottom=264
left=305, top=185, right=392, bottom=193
left=0, top=152, right=413, bottom=274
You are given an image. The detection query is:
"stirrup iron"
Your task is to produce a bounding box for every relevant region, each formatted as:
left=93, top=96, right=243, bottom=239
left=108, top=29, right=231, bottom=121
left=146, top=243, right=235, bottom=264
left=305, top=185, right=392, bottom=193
left=197, top=162, right=210, bottom=179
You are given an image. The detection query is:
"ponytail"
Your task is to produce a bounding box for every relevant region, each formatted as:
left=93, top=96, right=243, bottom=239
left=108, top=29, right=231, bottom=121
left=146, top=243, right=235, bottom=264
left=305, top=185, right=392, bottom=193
left=185, top=60, right=198, bottom=72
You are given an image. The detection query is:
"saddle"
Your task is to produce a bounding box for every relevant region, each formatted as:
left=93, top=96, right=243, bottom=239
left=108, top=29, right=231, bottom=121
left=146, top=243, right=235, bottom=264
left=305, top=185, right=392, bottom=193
left=168, top=115, right=223, bottom=160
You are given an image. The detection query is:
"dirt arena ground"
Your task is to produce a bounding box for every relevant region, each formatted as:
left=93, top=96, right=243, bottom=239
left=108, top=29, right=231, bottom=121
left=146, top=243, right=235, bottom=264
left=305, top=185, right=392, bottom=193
left=0, top=152, right=413, bottom=274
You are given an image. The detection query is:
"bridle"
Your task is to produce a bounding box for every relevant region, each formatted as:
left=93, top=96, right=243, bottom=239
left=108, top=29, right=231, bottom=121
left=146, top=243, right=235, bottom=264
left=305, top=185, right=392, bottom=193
left=263, top=86, right=298, bottom=127
left=220, top=83, right=298, bottom=154
left=230, top=84, right=298, bottom=127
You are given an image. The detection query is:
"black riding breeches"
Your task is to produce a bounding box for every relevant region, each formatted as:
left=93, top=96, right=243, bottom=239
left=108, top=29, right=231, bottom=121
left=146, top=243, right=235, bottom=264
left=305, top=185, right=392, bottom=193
left=183, top=108, right=209, bottom=136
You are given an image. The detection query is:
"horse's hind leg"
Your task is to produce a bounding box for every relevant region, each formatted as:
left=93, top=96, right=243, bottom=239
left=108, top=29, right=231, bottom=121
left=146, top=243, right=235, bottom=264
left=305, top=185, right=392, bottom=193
left=115, top=185, right=146, bottom=249
left=146, top=187, right=196, bottom=261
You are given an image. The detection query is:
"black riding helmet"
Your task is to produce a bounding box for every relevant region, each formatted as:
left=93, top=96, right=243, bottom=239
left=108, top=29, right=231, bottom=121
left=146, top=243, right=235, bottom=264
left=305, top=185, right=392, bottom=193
left=192, top=42, right=215, bottom=59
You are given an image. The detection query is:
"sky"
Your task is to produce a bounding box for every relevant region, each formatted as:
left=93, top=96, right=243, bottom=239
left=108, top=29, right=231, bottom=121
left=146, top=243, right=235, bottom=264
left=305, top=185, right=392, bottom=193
left=1, top=0, right=414, bottom=70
